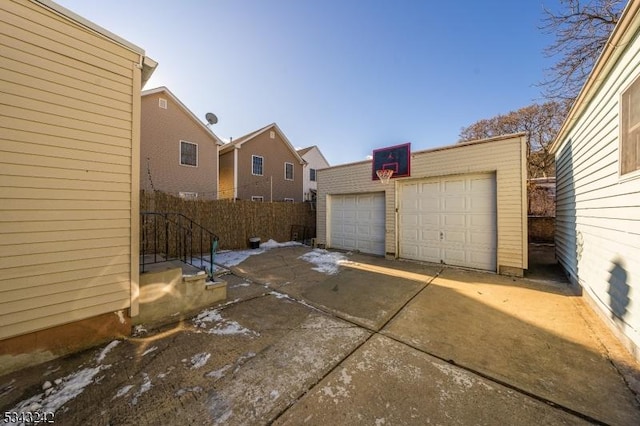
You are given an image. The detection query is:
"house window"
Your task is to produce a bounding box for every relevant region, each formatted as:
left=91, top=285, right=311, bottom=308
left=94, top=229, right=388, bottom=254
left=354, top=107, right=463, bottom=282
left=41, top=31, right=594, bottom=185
left=252, top=155, right=264, bottom=176
left=622, top=75, right=640, bottom=175
left=285, top=162, right=294, bottom=180
left=180, top=141, right=197, bottom=166
left=159, top=98, right=167, bottom=109
left=284, top=198, right=294, bottom=202
left=251, top=196, right=264, bottom=202
left=269, top=131, right=275, bottom=139
left=310, top=168, right=317, bottom=182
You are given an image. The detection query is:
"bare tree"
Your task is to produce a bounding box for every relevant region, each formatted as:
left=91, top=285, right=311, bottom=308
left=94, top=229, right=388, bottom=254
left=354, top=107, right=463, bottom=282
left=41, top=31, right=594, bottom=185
left=540, top=0, right=625, bottom=101
left=459, top=101, right=570, bottom=178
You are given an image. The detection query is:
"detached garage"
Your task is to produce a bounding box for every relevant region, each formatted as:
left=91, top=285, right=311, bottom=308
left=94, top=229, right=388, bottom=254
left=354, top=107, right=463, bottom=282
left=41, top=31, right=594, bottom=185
left=316, top=134, right=527, bottom=276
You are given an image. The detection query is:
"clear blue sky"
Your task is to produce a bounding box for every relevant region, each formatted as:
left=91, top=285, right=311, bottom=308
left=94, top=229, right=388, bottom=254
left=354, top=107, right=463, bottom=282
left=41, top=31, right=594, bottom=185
left=55, top=0, right=561, bottom=166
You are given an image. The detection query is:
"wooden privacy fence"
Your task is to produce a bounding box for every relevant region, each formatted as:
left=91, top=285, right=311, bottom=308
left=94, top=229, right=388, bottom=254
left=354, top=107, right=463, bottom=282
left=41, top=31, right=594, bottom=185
left=141, top=191, right=316, bottom=250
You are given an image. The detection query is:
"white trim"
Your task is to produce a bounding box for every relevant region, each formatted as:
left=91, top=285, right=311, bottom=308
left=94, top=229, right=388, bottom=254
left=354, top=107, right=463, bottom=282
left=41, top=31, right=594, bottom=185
left=252, top=155, right=264, bottom=176
left=251, top=196, right=264, bottom=202
left=179, top=140, right=198, bottom=167
left=158, top=98, right=167, bottom=109
left=284, top=162, right=294, bottom=180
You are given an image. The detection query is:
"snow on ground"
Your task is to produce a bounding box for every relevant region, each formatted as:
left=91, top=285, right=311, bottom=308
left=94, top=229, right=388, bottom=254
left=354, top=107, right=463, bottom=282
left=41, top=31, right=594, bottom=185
left=96, top=340, right=120, bottom=363
left=193, top=308, right=259, bottom=337
left=190, top=352, right=211, bottom=369
left=194, top=239, right=304, bottom=271
left=6, top=365, right=109, bottom=424
left=298, top=249, right=348, bottom=275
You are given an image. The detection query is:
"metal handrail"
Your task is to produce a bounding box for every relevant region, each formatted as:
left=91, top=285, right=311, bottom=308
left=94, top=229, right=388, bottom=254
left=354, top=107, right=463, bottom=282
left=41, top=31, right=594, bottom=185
left=140, top=211, right=219, bottom=279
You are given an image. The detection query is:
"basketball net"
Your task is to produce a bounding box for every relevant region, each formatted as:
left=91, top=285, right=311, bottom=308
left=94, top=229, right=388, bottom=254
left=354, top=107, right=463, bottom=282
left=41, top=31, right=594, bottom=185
left=376, top=169, right=394, bottom=184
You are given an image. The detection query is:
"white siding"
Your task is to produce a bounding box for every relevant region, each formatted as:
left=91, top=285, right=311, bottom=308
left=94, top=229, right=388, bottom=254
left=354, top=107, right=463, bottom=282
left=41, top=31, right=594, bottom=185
left=300, top=147, right=330, bottom=201
left=317, top=135, right=527, bottom=274
left=0, top=0, right=142, bottom=339
left=554, top=25, right=640, bottom=352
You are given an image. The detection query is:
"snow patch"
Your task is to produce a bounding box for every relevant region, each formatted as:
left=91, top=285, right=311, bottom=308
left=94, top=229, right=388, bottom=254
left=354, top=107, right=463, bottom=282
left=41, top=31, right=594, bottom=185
left=8, top=365, right=108, bottom=417
left=230, top=282, right=251, bottom=288
left=114, top=385, right=134, bottom=399
left=115, top=310, right=125, bottom=324
left=131, top=373, right=152, bottom=406
left=142, top=346, right=158, bottom=357
left=175, top=386, right=202, bottom=396
left=190, top=352, right=211, bottom=369
left=193, top=308, right=258, bottom=336
left=298, top=249, right=347, bottom=274
left=213, top=240, right=302, bottom=268
left=96, top=340, right=120, bottom=363
left=206, top=364, right=231, bottom=380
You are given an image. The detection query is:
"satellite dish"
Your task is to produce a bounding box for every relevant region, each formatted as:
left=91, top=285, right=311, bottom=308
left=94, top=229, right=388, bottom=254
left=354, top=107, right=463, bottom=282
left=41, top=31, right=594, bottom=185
left=205, top=112, right=218, bottom=125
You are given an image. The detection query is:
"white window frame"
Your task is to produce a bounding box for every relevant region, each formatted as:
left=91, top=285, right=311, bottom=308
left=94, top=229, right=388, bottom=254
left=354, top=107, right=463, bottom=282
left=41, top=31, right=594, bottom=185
left=179, top=140, right=198, bottom=167
left=252, top=155, right=264, bottom=176
left=310, top=168, right=317, bottom=182
left=251, top=196, right=264, bottom=202
left=179, top=192, right=198, bottom=199
left=620, top=74, right=640, bottom=178
left=284, top=198, right=295, bottom=202
left=285, top=162, right=294, bottom=181
left=159, top=98, right=168, bottom=109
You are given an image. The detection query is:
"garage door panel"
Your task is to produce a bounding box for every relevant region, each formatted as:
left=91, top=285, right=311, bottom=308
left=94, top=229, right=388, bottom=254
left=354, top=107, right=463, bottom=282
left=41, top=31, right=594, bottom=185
left=399, top=173, right=496, bottom=271
left=330, top=192, right=385, bottom=256
left=443, top=214, right=465, bottom=227
left=443, top=196, right=466, bottom=211
left=420, top=214, right=439, bottom=226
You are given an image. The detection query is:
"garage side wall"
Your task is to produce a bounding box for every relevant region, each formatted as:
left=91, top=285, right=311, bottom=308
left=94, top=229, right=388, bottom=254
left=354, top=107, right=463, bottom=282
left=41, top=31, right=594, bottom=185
left=317, top=135, right=527, bottom=275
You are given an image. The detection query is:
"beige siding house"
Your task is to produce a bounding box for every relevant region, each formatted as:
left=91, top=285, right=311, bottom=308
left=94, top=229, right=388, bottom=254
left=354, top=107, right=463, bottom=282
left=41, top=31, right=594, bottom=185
left=550, top=0, right=640, bottom=361
left=141, top=87, right=224, bottom=199
left=218, top=123, right=305, bottom=202
left=317, top=134, right=528, bottom=276
left=0, top=0, right=156, bottom=374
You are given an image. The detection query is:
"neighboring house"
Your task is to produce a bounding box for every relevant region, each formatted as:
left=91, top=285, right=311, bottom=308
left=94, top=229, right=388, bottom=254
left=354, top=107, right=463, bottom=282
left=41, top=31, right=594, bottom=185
left=141, top=87, right=224, bottom=199
left=317, top=134, right=528, bottom=276
left=219, top=123, right=306, bottom=202
left=297, top=145, right=330, bottom=202
left=0, top=0, right=156, bottom=375
left=550, top=0, right=640, bottom=361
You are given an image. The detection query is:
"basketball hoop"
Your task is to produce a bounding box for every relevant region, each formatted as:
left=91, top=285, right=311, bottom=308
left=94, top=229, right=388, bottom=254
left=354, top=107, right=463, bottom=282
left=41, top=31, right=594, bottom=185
left=376, top=169, right=394, bottom=184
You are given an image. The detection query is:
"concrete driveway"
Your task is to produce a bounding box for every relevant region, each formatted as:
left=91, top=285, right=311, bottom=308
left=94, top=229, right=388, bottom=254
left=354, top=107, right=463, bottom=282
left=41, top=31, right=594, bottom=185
left=2, top=246, right=639, bottom=425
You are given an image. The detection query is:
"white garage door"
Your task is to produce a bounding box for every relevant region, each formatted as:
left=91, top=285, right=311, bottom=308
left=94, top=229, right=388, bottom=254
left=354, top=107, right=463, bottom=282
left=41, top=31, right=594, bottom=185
left=399, top=174, right=496, bottom=271
left=330, top=192, right=385, bottom=255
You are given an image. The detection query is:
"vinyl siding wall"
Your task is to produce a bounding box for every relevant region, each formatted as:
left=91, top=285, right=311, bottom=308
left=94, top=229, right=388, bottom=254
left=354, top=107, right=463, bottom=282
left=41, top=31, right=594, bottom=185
left=317, top=135, right=527, bottom=272
left=140, top=93, right=219, bottom=199
left=236, top=134, right=303, bottom=202
left=300, top=148, right=329, bottom=201
left=0, top=0, right=142, bottom=339
left=554, top=28, right=640, bottom=352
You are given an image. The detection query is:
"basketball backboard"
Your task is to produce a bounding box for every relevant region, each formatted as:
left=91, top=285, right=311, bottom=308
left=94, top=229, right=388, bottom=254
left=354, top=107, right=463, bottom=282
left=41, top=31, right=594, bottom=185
left=372, top=143, right=411, bottom=180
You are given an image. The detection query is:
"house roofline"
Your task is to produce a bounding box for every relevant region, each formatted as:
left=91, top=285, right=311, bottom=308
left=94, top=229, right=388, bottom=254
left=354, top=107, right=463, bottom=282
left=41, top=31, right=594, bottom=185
left=219, top=123, right=306, bottom=164
left=142, top=86, right=224, bottom=145
left=298, top=145, right=330, bottom=168
left=35, top=0, right=144, bottom=54
left=550, top=0, right=640, bottom=154
left=35, top=0, right=158, bottom=87
left=321, top=133, right=527, bottom=171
